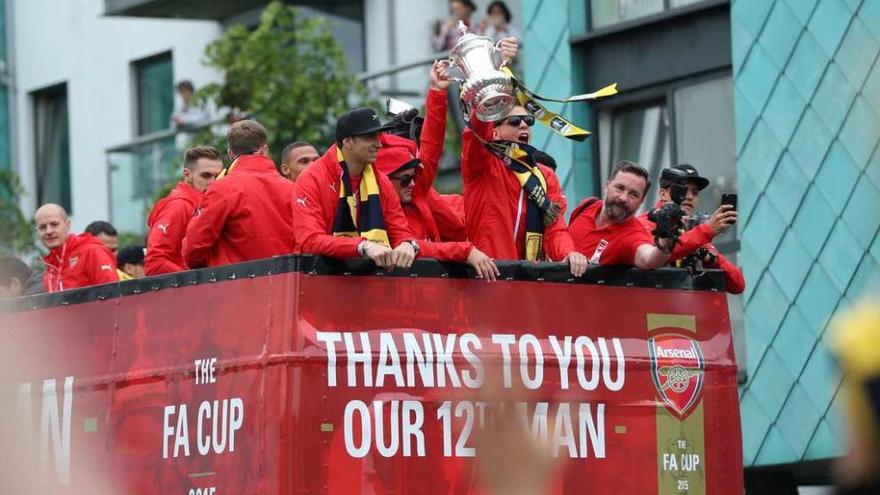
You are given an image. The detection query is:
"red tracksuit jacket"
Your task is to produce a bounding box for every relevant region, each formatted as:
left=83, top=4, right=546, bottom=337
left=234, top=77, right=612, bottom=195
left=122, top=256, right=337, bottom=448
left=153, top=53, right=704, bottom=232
left=145, top=181, right=202, bottom=275
left=418, top=88, right=468, bottom=243
left=43, top=233, right=119, bottom=292
left=376, top=133, right=473, bottom=263
left=457, top=103, right=574, bottom=260
left=183, top=154, right=295, bottom=268
left=292, top=145, right=416, bottom=258
left=638, top=202, right=745, bottom=294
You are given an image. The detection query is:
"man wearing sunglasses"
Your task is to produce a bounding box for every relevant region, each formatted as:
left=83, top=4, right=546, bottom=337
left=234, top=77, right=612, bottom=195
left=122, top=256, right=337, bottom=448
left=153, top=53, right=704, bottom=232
left=375, top=133, right=500, bottom=280
left=458, top=97, right=588, bottom=277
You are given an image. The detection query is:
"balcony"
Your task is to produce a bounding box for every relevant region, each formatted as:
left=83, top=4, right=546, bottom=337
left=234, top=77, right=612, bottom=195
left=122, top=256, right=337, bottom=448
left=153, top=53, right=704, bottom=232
left=106, top=123, right=219, bottom=236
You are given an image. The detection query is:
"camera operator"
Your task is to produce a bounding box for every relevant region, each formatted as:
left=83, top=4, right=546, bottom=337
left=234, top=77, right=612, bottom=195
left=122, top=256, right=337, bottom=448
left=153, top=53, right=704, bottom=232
left=639, top=164, right=745, bottom=294
left=568, top=161, right=677, bottom=269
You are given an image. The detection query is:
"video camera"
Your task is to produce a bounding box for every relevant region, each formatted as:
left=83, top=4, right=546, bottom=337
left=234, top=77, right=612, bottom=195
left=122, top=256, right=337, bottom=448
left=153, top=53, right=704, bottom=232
left=385, top=98, right=425, bottom=146
left=646, top=168, right=688, bottom=246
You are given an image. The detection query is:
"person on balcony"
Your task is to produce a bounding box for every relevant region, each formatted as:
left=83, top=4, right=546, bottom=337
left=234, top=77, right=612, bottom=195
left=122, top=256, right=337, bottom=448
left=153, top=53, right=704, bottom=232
left=567, top=161, right=675, bottom=269
left=170, top=80, right=211, bottom=130
left=183, top=120, right=295, bottom=268
left=476, top=1, right=520, bottom=44
left=432, top=0, right=476, bottom=52
left=145, top=145, right=223, bottom=275
left=639, top=164, right=744, bottom=293
left=279, top=141, right=320, bottom=182
left=292, top=108, right=418, bottom=270
left=35, top=204, right=119, bottom=292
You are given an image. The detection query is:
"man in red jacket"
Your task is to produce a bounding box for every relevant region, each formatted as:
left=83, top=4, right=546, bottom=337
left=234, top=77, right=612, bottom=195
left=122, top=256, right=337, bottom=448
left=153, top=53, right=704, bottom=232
left=459, top=102, right=587, bottom=276
left=292, top=107, right=418, bottom=269
left=145, top=145, right=222, bottom=275
left=375, top=134, right=499, bottom=280
left=415, top=61, right=469, bottom=242
left=279, top=141, right=320, bottom=182
left=35, top=203, right=119, bottom=292
left=183, top=120, right=295, bottom=268
left=639, top=164, right=744, bottom=293
left=568, top=161, right=676, bottom=269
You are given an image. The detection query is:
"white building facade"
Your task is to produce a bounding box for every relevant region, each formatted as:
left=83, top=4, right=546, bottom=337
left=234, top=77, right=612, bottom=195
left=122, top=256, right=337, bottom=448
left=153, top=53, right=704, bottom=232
left=8, top=0, right=221, bottom=231
left=8, top=0, right=520, bottom=234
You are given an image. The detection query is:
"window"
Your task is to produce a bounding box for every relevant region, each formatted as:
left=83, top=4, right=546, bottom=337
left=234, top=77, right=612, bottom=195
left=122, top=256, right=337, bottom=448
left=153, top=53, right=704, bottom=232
left=134, top=52, right=173, bottom=135
left=33, top=83, right=71, bottom=212
left=598, top=101, right=671, bottom=207
left=591, top=0, right=710, bottom=29
left=597, top=74, right=744, bottom=379
left=673, top=76, right=737, bottom=250
left=597, top=75, right=735, bottom=225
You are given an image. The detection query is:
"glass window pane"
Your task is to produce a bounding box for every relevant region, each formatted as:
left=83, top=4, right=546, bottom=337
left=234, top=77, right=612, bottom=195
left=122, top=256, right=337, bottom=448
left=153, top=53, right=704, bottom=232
left=591, top=0, right=664, bottom=29
left=600, top=102, right=671, bottom=208
left=135, top=53, right=173, bottom=135
left=673, top=76, right=736, bottom=249
left=108, top=135, right=178, bottom=235
left=33, top=84, right=71, bottom=212
left=670, top=0, right=707, bottom=7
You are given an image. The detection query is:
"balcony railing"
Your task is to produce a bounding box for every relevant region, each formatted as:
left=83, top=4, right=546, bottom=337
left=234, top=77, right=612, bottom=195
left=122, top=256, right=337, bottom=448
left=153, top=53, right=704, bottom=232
left=106, top=122, right=220, bottom=236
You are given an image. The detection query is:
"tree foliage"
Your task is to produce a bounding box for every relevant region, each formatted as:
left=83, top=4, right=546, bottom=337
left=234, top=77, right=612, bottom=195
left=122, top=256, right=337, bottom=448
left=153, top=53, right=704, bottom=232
left=197, top=2, right=370, bottom=160
left=0, top=170, right=35, bottom=256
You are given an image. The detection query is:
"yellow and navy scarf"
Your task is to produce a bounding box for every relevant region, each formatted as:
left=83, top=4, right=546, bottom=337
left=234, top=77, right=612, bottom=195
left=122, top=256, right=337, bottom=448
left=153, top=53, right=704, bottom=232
left=494, top=141, right=561, bottom=261
left=332, top=148, right=390, bottom=247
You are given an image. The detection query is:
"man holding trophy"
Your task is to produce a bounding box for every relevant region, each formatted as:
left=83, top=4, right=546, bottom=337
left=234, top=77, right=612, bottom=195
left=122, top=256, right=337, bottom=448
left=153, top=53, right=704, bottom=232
left=436, top=30, right=588, bottom=276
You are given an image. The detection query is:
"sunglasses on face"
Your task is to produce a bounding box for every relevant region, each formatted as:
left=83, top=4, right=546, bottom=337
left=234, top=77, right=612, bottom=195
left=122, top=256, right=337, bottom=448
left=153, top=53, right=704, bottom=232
left=390, top=174, right=416, bottom=187
left=499, top=115, right=535, bottom=127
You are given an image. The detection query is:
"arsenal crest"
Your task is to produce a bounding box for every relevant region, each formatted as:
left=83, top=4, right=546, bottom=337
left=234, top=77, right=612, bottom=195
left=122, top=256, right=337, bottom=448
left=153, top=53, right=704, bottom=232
left=649, top=333, right=705, bottom=419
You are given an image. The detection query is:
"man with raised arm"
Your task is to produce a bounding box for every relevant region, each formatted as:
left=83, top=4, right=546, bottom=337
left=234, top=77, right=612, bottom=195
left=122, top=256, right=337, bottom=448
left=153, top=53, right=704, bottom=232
left=375, top=132, right=499, bottom=280
left=455, top=39, right=587, bottom=276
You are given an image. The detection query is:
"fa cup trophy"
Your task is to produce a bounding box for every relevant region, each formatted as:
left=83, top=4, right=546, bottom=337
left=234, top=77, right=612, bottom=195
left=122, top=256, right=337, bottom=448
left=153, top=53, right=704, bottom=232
left=441, top=21, right=515, bottom=122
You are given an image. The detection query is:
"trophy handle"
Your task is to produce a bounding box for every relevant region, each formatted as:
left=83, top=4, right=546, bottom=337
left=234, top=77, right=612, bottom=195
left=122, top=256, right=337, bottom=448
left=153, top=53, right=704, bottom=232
left=492, top=40, right=508, bottom=68
left=437, top=59, right=466, bottom=82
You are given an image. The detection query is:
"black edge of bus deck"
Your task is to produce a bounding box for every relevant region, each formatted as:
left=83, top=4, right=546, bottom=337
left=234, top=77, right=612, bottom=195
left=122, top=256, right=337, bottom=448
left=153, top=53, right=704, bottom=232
left=1, top=254, right=725, bottom=313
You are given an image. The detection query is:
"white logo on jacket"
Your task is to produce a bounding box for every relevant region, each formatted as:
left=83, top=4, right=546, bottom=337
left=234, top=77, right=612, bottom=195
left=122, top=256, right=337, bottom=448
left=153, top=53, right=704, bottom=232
left=157, top=223, right=170, bottom=234
left=296, top=196, right=308, bottom=207
left=589, top=239, right=609, bottom=264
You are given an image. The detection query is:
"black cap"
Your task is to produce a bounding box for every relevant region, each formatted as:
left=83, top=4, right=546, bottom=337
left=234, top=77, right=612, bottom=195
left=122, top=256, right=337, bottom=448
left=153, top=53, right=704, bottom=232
left=661, top=164, right=709, bottom=191
left=335, top=108, right=393, bottom=142
left=117, top=245, right=145, bottom=266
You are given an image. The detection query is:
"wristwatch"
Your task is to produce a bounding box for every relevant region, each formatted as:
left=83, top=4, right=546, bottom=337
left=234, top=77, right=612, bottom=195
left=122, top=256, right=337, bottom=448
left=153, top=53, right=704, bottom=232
left=406, top=240, right=421, bottom=255
left=357, top=240, right=374, bottom=257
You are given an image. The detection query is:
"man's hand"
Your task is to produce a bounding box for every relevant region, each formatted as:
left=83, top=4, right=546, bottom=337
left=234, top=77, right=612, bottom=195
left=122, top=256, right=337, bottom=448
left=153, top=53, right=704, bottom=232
left=498, top=37, right=518, bottom=66
left=430, top=60, right=451, bottom=90
left=707, top=204, right=737, bottom=234
left=390, top=242, right=416, bottom=270
left=363, top=241, right=394, bottom=268
left=467, top=247, right=500, bottom=281
left=563, top=252, right=588, bottom=277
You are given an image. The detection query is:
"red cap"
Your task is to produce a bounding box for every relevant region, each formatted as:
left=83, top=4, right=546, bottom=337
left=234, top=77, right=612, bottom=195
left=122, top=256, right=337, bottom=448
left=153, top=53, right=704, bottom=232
left=375, top=133, right=421, bottom=175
